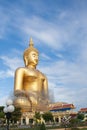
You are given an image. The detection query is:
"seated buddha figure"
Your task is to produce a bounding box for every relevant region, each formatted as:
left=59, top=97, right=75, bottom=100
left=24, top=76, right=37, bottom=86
left=14, top=38, right=49, bottom=111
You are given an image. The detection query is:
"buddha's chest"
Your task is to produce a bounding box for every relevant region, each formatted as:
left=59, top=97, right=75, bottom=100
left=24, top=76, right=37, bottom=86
left=23, top=69, right=44, bottom=82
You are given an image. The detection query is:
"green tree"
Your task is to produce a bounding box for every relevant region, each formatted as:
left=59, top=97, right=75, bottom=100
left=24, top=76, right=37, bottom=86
left=0, top=106, right=4, bottom=112
left=34, top=111, right=41, bottom=124
left=0, top=112, right=5, bottom=118
left=70, top=118, right=79, bottom=127
left=0, top=106, right=5, bottom=124
left=34, top=111, right=41, bottom=120
left=77, top=113, right=84, bottom=121
left=11, top=107, right=22, bottom=123
left=0, top=106, right=5, bottom=118
left=42, top=111, right=53, bottom=122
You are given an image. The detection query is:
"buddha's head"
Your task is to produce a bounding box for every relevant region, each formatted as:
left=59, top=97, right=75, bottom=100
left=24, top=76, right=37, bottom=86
left=23, top=38, right=39, bottom=67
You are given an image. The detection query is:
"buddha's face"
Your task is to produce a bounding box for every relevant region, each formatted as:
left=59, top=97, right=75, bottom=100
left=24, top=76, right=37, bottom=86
left=27, top=51, right=39, bottom=66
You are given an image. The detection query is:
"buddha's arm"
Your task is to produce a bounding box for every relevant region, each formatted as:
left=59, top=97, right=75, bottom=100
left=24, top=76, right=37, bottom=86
left=14, top=68, right=25, bottom=96
left=43, top=76, right=48, bottom=98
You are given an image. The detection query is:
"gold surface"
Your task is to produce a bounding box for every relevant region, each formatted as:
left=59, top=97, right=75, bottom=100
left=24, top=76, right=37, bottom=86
left=14, top=38, right=49, bottom=111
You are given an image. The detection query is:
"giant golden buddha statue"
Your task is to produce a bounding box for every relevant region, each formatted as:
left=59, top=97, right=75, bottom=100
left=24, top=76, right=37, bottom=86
left=14, top=38, right=49, bottom=111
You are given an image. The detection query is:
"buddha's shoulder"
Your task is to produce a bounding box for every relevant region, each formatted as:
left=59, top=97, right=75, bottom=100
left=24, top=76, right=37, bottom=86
left=15, top=67, right=27, bottom=73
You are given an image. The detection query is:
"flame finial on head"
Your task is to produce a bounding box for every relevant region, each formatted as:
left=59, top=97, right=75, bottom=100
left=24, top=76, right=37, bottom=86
left=29, top=37, right=34, bottom=47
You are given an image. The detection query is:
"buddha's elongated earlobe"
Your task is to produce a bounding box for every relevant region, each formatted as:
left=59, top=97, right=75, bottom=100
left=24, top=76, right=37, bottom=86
left=24, top=57, right=28, bottom=67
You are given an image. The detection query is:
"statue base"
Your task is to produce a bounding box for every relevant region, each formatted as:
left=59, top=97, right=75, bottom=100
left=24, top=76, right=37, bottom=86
left=14, top=97, right=49, bottom=112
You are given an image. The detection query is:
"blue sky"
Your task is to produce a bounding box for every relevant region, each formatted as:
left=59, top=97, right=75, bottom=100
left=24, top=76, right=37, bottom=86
left=0, top=0, right=87, bottom=111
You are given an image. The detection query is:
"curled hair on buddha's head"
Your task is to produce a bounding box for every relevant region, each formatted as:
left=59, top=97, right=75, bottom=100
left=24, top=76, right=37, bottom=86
left=23, top=38, right=39, bottom=66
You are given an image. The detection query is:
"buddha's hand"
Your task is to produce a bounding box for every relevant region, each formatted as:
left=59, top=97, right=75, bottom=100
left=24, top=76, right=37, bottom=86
left=14, top=90, right=26, bottom=97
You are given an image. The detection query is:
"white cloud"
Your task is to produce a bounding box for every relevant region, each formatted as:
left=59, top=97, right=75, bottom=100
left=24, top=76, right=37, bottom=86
left=38, top=55, right=87, bottom=111
left=0, top=70, right=13, bottom=78
left=14, top=9, right=87, bottom=50
left=0, top=56, right=23, bottom=69
left=0, top=55, right=23, bottom=78
left=0, top=8, right=10, bottom=39
left=48, top=81, right=87, bottom=110
left=1, top=3, right=87, bottom=51
left=40, top=53, right=51, bottom=60
left=0, top=96, right=8, bottom=106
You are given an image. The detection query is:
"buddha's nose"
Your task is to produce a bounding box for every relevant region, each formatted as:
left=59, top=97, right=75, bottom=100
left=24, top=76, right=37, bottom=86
left=35, top=56, right=38, bottom=60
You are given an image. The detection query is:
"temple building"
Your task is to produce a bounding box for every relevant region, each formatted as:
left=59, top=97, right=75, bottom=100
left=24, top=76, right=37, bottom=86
left=78, top=108, right=87, bottom=121
left=79, top=108, right=87, bottom=114
left=49, top=102, right=76, bottom=123
left=20, top=102, right=76, bottom=125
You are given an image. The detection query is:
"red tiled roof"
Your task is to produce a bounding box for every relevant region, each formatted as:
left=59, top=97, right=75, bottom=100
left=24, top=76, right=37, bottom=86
left=49, top=102, right=75, bottom=110
left=79, top=108, right=87, bottom=112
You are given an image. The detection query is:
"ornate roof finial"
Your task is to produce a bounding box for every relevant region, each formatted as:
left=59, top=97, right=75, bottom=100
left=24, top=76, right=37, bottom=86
left=29, top=37, right=34, bottom=47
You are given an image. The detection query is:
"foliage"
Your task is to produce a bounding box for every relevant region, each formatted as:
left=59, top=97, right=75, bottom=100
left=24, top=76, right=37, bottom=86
left=34, top=111, right=41, bottom=124
left=71, top=128, right=80, bottom=130
left=77, top=113, right=84, bottom=121
left=69, top=118, right=79, bottom=127
left=11, top=107, right=22, bottom=123
left=27, top=122, right=46, bottom=130
left=0, top=106, right=4, bottom=112
left=34, top=111, right=41, bottom=120
left=0, top=106, right=5, bottom=118
left=42, top=111, right=53, bottom=122
left=0, top=112, right=5, bottom=118
left=40, top=122, right=46, bottom=130
left=0, top=106, right=5, bottom=124
left=0, top=106, right=22, bottom=124
left=1, top=126, right=87, bottom=130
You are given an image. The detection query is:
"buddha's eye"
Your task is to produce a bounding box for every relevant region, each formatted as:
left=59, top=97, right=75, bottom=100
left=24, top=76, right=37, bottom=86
left=33, top=54, right=36, bottom=57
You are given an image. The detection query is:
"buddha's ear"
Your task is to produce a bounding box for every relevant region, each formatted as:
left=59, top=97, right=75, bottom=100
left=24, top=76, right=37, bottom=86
left=24, top=57, right=28, bottom=67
